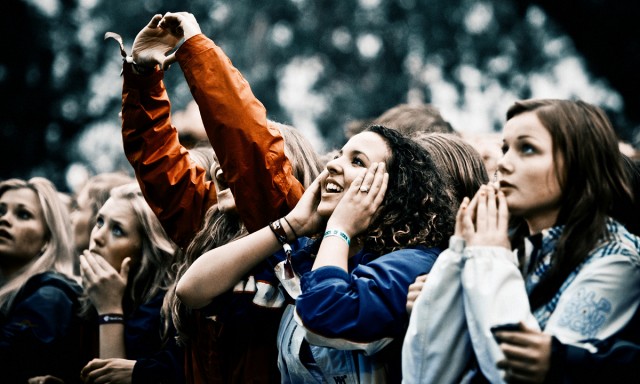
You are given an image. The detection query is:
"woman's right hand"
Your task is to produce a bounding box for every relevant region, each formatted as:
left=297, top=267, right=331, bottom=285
left=284, top=170, right=329, bottom=237
left=458, top=184, right=510, bottom=248
left=80, top=251, right=130, bottom=314
left=131, top=14, right=182, bottom=69
left=406, top=274, right=428, bottom=315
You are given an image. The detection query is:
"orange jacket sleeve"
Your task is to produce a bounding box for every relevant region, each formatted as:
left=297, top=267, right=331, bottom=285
left=176, top=35, right=304, bottom=233
left=121, top=63, right=216, bottom=249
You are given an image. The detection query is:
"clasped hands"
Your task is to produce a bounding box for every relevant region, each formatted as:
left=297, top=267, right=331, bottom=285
left=455, top=183, right=510, bottom=249
left=131, top=12, right=202, bottom=70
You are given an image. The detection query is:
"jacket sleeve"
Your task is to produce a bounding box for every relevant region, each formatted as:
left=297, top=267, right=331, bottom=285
left=402, top=243, right=473, bottom=384
left=121, top=64, right=216, bottom=249
left=460, top=246, right=540, bottom=384
left=295, top=248, right=438, bottom=354
left=176, top=35, right=305, bottom=232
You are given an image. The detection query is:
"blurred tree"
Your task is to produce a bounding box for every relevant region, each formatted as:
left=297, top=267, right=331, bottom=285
left=1, top=0, right=638, bottom=191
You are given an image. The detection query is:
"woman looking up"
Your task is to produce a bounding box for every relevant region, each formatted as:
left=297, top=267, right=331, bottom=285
left=177, top=125, right=456, bottom=382
left=402, top=99, right=640, bottom=384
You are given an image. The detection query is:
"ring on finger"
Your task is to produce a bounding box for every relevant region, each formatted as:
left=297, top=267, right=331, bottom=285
left=359, top=186, right=369, bottom=193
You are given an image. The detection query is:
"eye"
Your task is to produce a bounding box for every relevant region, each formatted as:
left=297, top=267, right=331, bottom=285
left=95, top=216, right=104, bottom=229
left=520, top=143, right=536, bottom=154
left=0, top=204, right=7, bottom=216
left=112, top=225, right=124, bottom=237
left=17, top=209, right=33, bottom=220
left=501, top=144, right=509, bottom=155
left=352, top=156, right=365, bottom=167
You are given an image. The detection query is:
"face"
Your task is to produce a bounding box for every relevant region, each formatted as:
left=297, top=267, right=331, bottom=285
left=319, top=131, right=391, bottom=216
left=498, top=111, right=563, bottom=232
left=70, top=189, right=93, bottom=252
left=210, top=156, right=237, bottom=213
left=89, top=197, right=142, bottom=271
left=0, top=188, right=48, bottom=268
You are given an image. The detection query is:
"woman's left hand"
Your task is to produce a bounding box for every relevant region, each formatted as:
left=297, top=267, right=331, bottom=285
left=326, top=162, right=388, bottom=237
left=27, top=376, right=64, bottom=384
left=80, top=251, right=130, bottom=314
left=495, top=322, right=552, bottom=383
left=459, top=184, right=510, bottom=248
left=81, top=358, right=135, bottom=384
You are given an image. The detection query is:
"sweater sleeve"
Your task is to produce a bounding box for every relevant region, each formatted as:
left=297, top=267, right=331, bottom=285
left=121, top=63, right=216, bottom=249
left=176, top=35, right=305, bottom=232
left=295, top=248, right=439, bottom=353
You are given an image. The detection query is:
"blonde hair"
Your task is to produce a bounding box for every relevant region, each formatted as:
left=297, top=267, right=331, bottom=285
left=0, top=178, right=75, bottom=314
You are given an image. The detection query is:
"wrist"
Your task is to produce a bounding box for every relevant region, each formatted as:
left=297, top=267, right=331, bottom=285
left=284, top=215, right=306, bottom=239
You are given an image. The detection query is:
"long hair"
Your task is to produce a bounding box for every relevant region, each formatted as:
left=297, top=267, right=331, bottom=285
left=412, top=132, right=489, bottom=204
left=271, top=121, right=323, bottom=187
left=109, top=183, right=179, bottom=309
left=168, top=205, right=247, bottom=344
left=361, top=125, right=456, bottom=254
left=506, top=99, right=634, bottom=310
left=0, top=178, right=75, bottom=314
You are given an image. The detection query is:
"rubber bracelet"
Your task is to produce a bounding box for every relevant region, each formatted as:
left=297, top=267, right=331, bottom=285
left=282, top=217, right=298, bottom=239
left=269, top=219, right=289, bottom=245
left=98, top=313, right=124, bottom=325
left=323, top=229, right=351, bottom=246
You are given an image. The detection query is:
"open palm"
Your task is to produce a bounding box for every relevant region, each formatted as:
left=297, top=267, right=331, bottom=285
left=131, top=14, right=181, bottom=67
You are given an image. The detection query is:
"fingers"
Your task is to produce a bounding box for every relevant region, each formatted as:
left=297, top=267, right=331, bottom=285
left=120, top=257, right=131, bottom=282
left=454, top=197, right=470, bottom=236
left=80, top=251, right=98, bottom=283
left=497, top=189, right=510, bottom=236
left=147, top=14, right=163, bottom=28
left=162, top=52, right=177, bottom=71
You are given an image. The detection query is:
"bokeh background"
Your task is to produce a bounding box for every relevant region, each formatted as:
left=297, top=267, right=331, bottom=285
left=2, top=0, right=639, bottom=192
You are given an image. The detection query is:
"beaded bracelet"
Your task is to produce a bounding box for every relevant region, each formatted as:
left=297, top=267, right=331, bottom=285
left=323, top=229, right=351, bottom=246
left=98, top=313, right=124, bottom=325
left=269, top=219, right=295, bottom=279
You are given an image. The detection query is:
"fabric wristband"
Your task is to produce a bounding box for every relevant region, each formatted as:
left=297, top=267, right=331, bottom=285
left=98, top=313, right=125, bottom=325
left=269, top=219, right=294, bottom=279
left=323, top=229, right=351, bottom=246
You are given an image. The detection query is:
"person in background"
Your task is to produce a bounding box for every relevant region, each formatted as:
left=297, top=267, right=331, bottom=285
left=79, top=183, right=184, bottom=384
left=0, top=178, right=86, bottom=383
left=402, top=99, right=640, bottom=384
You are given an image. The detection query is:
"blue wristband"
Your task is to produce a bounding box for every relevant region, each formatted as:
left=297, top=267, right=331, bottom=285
left=323, top=229, right=351, bottom=246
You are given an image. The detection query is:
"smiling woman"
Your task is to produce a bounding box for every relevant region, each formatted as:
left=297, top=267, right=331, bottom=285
left=176, top=124, right=456, bottom=382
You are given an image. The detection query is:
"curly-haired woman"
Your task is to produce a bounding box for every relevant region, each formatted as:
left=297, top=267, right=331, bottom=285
left=177, top=125, right=456, bottom=382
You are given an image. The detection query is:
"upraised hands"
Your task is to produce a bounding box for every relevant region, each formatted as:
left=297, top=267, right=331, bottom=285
left=456, top=184, right=510, bottom=248
left=80, top=251, right=130, bottom=314
left=131, top=14, right=182, bottom=69
left=131, top=12, right=202, bottom=70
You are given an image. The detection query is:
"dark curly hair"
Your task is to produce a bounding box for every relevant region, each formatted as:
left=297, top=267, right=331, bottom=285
left=361, top=125, right=456, bottom=254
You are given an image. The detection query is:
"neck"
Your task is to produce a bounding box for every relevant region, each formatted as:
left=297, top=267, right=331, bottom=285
left=525, top=210, right=560, bottom=235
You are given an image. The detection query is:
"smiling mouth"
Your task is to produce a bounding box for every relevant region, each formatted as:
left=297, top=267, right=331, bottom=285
left=325, top=181, right=343, bottom=193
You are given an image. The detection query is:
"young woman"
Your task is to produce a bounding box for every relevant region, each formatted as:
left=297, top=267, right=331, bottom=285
left=79, top=183, right=184, bottom=383
left=177, top=125, right=456, bottom=382
left=119, top=12, right=322, bottom=383
left=402, top=99, right=640, bottom=384
left=0, top=178, right=85, bottom=383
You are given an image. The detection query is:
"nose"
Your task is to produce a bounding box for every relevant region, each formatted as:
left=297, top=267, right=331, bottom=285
left=91, top=225, right=106, bottom=247
left=496, top=151, right=511, bottom=175
left=325, top=155, right=343, bottom=175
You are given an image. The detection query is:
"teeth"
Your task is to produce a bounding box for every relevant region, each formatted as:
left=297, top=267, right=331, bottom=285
left=326, top=182, right=343, bottom=193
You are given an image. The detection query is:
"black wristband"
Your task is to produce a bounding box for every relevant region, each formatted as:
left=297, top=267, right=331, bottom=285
left=98, top=313, right=125, bottom=325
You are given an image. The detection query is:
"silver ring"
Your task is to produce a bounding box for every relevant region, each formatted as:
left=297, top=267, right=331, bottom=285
left=359, top=186, right=369, bottom=193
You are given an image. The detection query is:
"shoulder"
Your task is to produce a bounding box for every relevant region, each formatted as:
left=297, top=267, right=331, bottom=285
left=592, top=219, right=640, bottom=265
left=18, top=272, right=82, bottom=303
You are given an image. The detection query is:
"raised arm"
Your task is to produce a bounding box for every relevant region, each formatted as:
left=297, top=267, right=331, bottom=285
left=175, top=32, right=304, bottom=232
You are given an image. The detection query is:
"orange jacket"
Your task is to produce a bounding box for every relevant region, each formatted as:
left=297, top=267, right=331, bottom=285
left=121, top=34, right=304, bottom=248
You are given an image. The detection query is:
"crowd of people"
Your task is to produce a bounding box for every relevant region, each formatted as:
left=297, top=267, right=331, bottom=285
left=1, top=10, right=639, bottom=384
